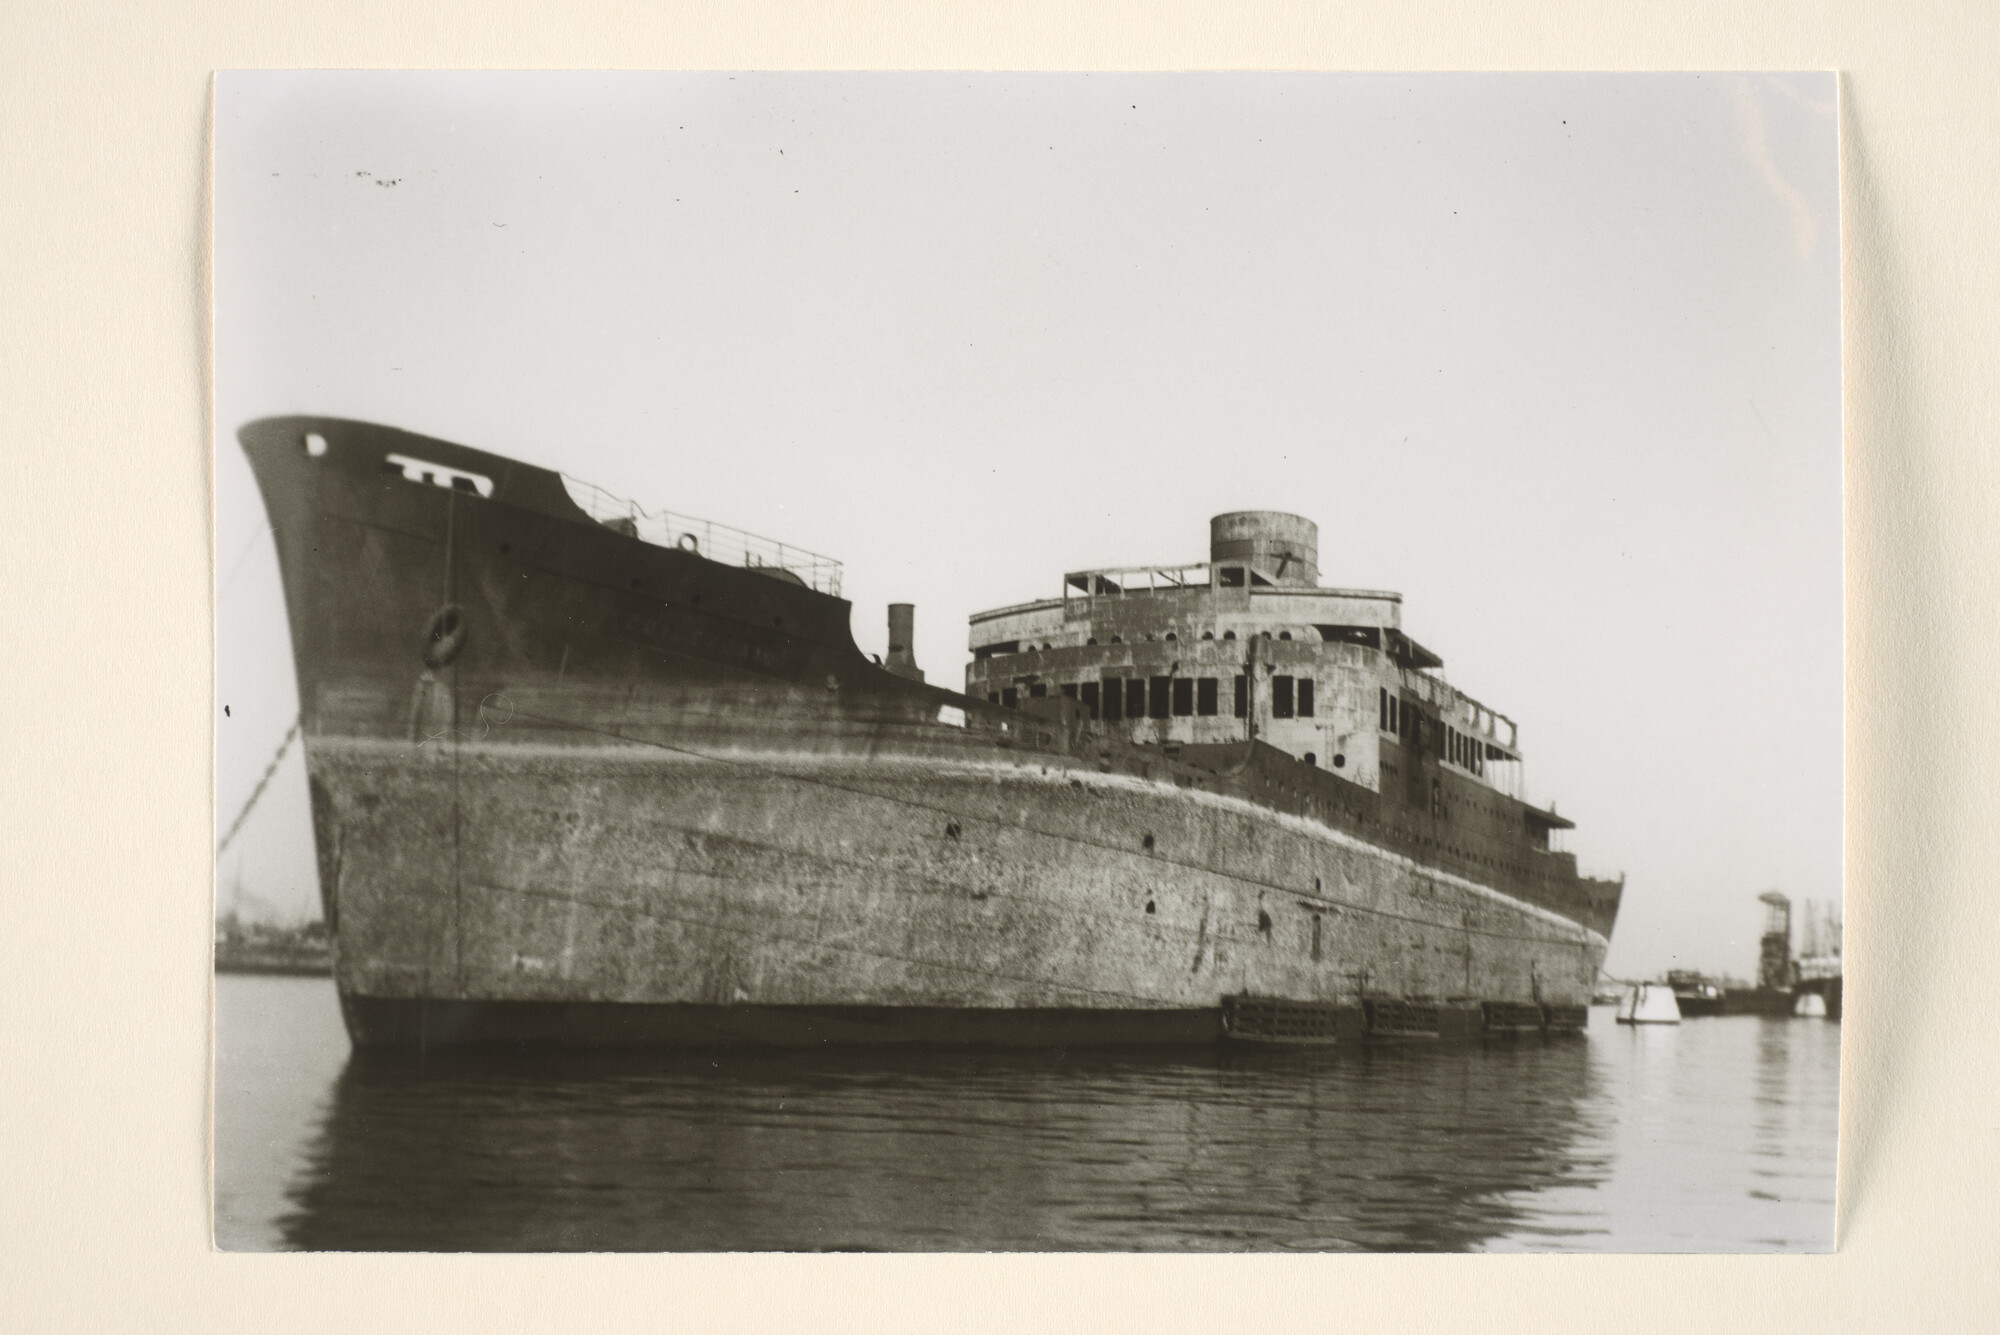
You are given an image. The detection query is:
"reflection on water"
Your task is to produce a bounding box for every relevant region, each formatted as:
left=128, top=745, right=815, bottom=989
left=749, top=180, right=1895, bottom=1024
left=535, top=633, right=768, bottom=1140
left=215, top=977, right=1837, bottom=1252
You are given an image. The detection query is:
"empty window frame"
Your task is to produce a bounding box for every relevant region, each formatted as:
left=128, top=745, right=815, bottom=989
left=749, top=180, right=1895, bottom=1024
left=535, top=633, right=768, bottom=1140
left=1081, top=680, right=1101, bottom=719
left=1001, top=687, right=1019, bottom=709
left=1101, top=676, right=1123, bottom=722
left=1126, top=678, right=1147, bottom=720
left=1172, top=678, right=1194, bottom=716
left=1234, top=674, right=1249, bottom=718
left=1060, top=682, right=1078, bottom=700
left=1149, top=676, right=1172, bottom=720
left=1298, top=678, right=1314, bottom=718
left=1272, top=676, right=1295, bottom=719
left=1218, top=566, right=1246, bottom=588
left=1029, top=683, right=1047, bottom=698
left=1196, top=677, right=1218, bottom=716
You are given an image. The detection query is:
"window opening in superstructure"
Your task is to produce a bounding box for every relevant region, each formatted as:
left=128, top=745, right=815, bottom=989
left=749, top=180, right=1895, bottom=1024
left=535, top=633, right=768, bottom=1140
left=1234, top=675, right=1249, bottom=718
left=1272, top=676, right=1295, bottom=719
left=974, top=641, right=1020, bottom=660
left=1279, top=631, right=1292, bottom=640
left=1101, top=676, right=1123, bottom=722
left=1165, top=632, right=1178, bottom=641
left=1001, top=688, right=1018, bottom=709
left=1304, top=752, right=1316, bottom=766
left=1223, top=630, right=1237, bottom=641
left=1081, top=681, right=1100, bottom=719
left=1250, top=571, right=1274, bottom=587
left=1060, top=683, right=1078, bottom=700
left=1379, top=687, right=1389, bottom=731
left=1110, top=635, right=1123, bottom=644
left=1126, top=679, right=1147, bottom=720
left=1148, top=677, right=1172, bottom=720
left=1201, top=631, right=1214, bottom=640
left=988, top=691, right=1000, bottom=704
left=1219, top=567, right=1246, bottom=588
left=1172, top=678, right=1194, bottom=716
left=1298, top=678, right=1314, bottom=717
left=1319, top=625, right=1382, bottom=648
left=1029, top=683, right=1047, bottom=698
left=1197, top=677, right=1218, bottom=716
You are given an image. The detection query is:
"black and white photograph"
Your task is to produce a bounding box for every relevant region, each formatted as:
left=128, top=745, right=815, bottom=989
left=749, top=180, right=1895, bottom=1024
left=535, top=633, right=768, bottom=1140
left=212, top=71, right=1840, bottom=1253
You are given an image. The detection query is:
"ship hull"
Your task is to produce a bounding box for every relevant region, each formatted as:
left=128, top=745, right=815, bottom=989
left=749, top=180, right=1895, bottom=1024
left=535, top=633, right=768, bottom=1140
left=244, top=416, right=1617, bottom=1049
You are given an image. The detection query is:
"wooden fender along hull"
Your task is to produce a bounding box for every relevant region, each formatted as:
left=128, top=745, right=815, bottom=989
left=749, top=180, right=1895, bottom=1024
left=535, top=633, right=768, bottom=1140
left=244, top=415, right=1614, bottom=1048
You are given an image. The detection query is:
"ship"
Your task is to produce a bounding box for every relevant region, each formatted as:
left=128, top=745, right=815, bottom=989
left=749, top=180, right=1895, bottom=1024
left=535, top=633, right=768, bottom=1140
left=239, top=415, right=1624, bottom=1049
left=1665, top=969, right=1727, bottom=1018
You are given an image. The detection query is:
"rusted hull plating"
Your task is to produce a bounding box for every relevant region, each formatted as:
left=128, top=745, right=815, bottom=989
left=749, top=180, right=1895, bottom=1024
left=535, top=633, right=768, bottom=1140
left=245, top=416, right=1614, bottom=1049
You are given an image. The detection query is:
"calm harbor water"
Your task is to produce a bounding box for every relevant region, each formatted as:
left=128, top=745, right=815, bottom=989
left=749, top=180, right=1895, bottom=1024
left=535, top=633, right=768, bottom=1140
left=214, top=975, right=1838, bottom=1252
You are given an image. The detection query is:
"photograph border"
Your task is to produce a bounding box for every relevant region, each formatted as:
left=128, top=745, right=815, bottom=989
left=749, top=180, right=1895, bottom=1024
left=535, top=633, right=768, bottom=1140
left=5, top=0, right=1994, bottom=1329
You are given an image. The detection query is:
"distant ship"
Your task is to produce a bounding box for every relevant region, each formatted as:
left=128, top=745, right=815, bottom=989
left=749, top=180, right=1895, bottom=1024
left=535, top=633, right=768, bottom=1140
left=241, top=416, right=1623, bottom=1048
left=1665, top=969, right=1726, bottom=1018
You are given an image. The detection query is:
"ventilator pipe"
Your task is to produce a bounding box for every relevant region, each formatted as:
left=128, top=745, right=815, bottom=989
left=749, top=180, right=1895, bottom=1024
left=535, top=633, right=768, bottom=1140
left=885, top=603, right=924, bottom=682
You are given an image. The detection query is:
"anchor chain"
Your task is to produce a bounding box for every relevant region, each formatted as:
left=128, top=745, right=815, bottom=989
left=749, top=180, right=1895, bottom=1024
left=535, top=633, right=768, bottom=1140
left=216, top=718, right=301, bottom=856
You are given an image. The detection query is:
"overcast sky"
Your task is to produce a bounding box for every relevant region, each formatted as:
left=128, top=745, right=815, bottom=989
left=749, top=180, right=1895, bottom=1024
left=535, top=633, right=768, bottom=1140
left=215, top=72, right=1839, bottom=979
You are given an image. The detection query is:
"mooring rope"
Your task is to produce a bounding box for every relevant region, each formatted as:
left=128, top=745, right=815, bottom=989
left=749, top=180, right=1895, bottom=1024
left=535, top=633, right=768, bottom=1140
left=216, top=718, right=301, bottom=856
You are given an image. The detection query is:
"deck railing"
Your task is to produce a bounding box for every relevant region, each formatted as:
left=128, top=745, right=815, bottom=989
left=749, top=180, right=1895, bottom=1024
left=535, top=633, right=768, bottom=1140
left=560, top=474, right=843, bottom=597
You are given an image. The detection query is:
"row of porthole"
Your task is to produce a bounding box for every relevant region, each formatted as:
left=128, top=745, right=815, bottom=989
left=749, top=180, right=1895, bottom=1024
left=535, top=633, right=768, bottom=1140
left=1077, top=630, right=1300, bottom=646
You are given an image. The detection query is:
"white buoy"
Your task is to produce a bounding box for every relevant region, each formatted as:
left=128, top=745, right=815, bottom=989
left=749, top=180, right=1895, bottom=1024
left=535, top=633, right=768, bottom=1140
left=1616, top=982, right=1682, bottom=1025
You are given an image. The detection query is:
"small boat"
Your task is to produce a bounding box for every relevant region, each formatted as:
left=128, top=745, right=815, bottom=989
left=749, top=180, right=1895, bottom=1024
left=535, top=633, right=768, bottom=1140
left=1665, top=969, right=1725, bottom=1017
left=1615, top=982, right=1682, bottom=1025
